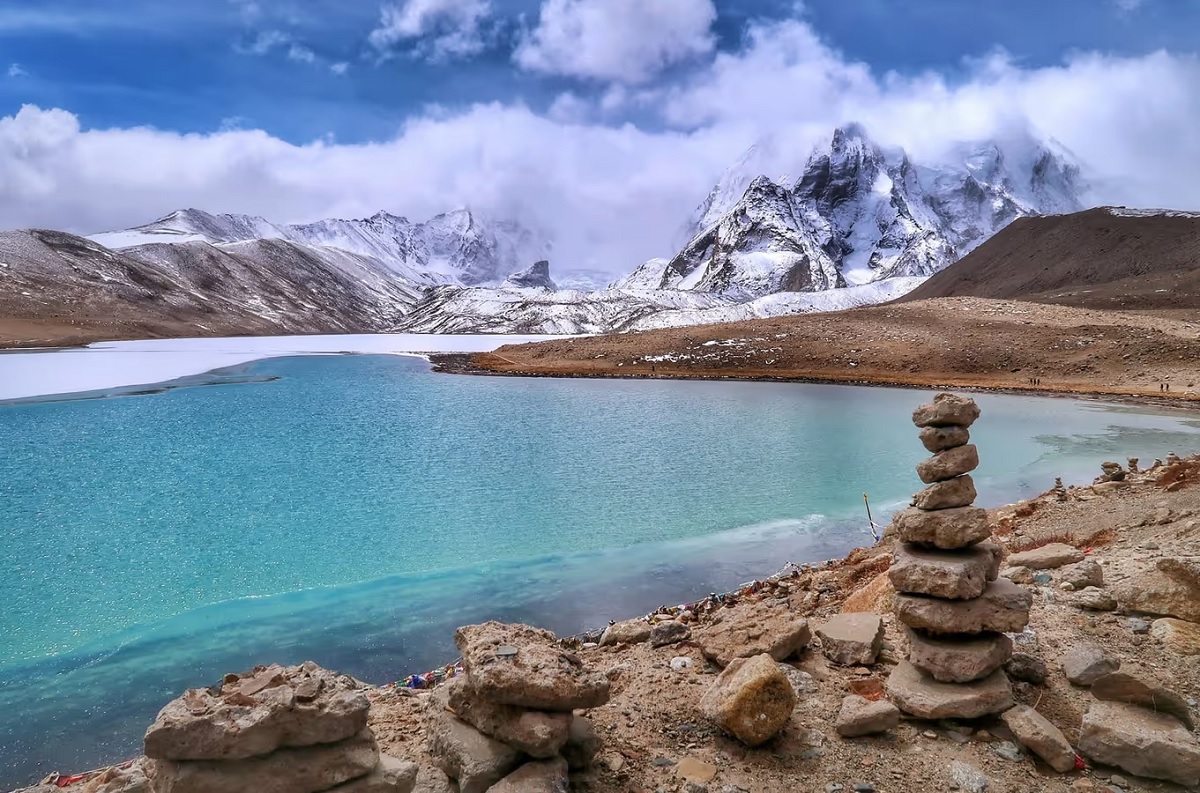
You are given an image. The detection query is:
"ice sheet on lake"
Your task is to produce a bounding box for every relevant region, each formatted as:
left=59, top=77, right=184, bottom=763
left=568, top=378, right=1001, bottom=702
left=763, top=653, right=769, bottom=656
left=0, top=333, right=565, bottom=401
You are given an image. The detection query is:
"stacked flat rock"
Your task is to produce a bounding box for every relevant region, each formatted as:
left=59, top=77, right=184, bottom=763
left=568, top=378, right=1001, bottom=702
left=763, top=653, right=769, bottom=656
left=143, top=662, right=417, bottom=793
left=885, top=394, right=1031, bottom=719
left=425, top=622, right=608, bottom=793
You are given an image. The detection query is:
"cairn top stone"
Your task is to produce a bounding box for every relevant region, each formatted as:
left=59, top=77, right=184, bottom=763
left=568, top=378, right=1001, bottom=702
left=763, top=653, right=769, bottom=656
left=912, top=393, right=981, bottom=429
left=454, top=622, right=610, bottom=711
left=143, top=662, right=371, bottom=761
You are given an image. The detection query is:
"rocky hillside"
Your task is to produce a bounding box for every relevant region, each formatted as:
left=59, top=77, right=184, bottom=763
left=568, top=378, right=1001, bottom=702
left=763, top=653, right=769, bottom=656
left=617, top=125, right=1084, bottom=299
left=900, top=207, right=1200, bottom=313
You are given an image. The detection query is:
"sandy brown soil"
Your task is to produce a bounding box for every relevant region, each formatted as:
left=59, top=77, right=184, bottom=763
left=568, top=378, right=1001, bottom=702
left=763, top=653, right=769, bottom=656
left=369, top=463, right=1200, bottom=793
left=443, top=297, right=1200, bottom=404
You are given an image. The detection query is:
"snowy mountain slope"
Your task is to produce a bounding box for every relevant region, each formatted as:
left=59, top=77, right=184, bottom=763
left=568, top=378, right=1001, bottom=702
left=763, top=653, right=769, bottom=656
left=91, top=207, right=550, bottom=287
left=618, top=125, right=1085, bottom=299
left=0, top=229, right=417, bottom=339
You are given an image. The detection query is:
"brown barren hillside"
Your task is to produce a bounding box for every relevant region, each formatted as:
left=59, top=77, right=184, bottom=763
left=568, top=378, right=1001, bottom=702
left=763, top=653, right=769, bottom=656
left=900, top=208, right=1200, bottom=315
left=443, top=297, right=1200, bottom=402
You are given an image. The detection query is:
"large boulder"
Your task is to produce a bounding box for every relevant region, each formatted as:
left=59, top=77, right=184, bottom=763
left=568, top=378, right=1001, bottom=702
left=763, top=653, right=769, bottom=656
left=916, top=445, right=979, bottom=484
left=695, top=600, right=810, bottom=668
left=912, top=393, right=981, bottom=428
left=1078, top=700, right=1200, bottom=787
left=906, top=628, right=1012, bottom=684
left=1058, top=559, right=1104, bottom=589
left=425, top=706, right=521, bottom=793
left=700, top=653, right=796, bottom=747
left=598, top=619, right=651, bottom=646
left=834, top=695, right=900, bottom=737
left=486, top=757, right=569, bottom=793
left=145, top=729, right=379, bottom=793
left=999, top=705, right=1076, bottom=773
left=890, top=506, right=991, bottom=550
left=143, top=663, right=370, bottom=761
left=649, top=620, right=691, bottom=648
left=329, top=755, right=419, bottom=793
left=885, top=661, right=1013, bottom=719
left=1060, top=644, right=1120, bottom=686
left=888, top=542, right=1000, bottom=600
left=1006, top=543, right=1084, bottom=571
left=912, top=475, right=977, bottom=510
left=438, top=678, right=570, bottom=759
left=815, top=613, right=885, bottom=665
left=1090, top=666, right=1194, bottom=729
left=453, top=622, right=609, bottom=711
left=1112, top=557, right=1200, bottom=623
left=895, top=578, right=1031, bottom=635
left=919, top=425, right=970, bottom=453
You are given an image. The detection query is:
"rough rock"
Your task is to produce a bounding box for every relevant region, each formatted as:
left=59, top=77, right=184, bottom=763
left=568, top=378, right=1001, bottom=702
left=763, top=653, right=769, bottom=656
left=599, top=619, right=651, bottom=647
left=834, top=695, right=901, bottom=737
left=411, top=766, right=455, bottom=793
left=1090, top=666, right=1194, bottom=729
left=1078, top=700, right=1200, bottom=787
left=695, top=600, right=810, bottom=668
left=999, top=705, right=1076, bottom=773
left=895, top=578, right=1031, bottom=635
left=946, top=761, right=989, bottom=793
left=1058, top=559, right=1104, bottom=589
left=815, top=613, right=885, bottom=665
left=143, top=663, right=371, bottom=761
left=439, top=677, right=570, bottom=759
left=1150, top=618, right=1200, bottom=655
left=1000, top=566, right=1034, bottom=584
left=486, top=757, right=569, bottom=793
left=885, top=661, right=1013, bottom=719
left=1070, top=586, right=1117, bottom=611
left=1112, top=557, right=1200, bottom=623
left=453, top=622, right=610, bottom=711
left=650, top=620, right=692, bottom=648
left=912, top=393, right=981, bottom=428
left=145, top=729, right=379, bottom=793
left=700, top=653, right=797, bottom=747
left=919, top=425, right=970, bottom=453
left=916, top=445, right=980, bottom=484
left=329, top=755, right=419, bottom=793
left=676, top=757, right=718, bottom=785
left=888, top=542, right=1000, bottom=600
left=905, top=628, right=1012, bottom=683
left=425, top=706, right=521, bottom=793
left=561, top=716, right=600, bottom=771
left=1003, top=652, right=1048, bottom=684
left=890, top=506, right=991, bottom=550
left=778, top=664, right=818, bottom=698
left=1006, top=543, right=1085, bottom=571
left=912, top=475, right=977, bottom=510
left=1060, top=644, right=1120, bottom=686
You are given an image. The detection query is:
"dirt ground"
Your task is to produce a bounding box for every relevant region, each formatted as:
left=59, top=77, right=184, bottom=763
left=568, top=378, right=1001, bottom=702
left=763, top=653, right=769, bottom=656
left=368, top=464, right=1200, bottom=793
left=443, top=297, right=1200, bottom=404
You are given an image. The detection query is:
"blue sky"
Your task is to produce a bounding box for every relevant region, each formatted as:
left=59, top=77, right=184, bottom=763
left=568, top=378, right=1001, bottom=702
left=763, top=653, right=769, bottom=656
left=0, top=0, right=1189, bottom=144
left=0, top=0, right=1197, bottom=271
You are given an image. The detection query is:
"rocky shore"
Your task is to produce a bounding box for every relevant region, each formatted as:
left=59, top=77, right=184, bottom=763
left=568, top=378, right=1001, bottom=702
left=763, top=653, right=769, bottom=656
left=12, top=395, right=1200, bottom=793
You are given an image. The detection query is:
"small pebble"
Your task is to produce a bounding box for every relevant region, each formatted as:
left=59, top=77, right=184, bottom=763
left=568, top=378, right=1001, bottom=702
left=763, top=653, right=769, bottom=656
left=824, top=785, right=843, bottom=793
left=1109, top=775, right=1129, bottom=787
left=991, top=740, right=1023, bottom=762
left=671, top=657, right=693, bottom=671
left=1127, top=618, right=1151, bottom=634
left=853, top=785, right=876, bottom=793
left=652, top=757, right=676, bottom=767
left=922, top=730, right=938, bottom=739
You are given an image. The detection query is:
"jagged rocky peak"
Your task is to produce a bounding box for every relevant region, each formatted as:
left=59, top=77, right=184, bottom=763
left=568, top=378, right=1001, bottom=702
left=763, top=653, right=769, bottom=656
left=503, top=260, right=557, bottom=290
left=619, top=123, right=1087, bottom=299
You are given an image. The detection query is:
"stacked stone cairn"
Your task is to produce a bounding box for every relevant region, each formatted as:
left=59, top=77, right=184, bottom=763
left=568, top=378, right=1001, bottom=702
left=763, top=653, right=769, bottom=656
left=885, top=393, right=1032, bottom=719
left=142, top=662, right=417, bottom=793
left=424, top=621, right=608, bottom=793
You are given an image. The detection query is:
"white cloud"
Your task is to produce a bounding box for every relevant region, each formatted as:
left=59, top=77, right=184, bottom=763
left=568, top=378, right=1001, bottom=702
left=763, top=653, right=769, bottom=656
left=1114, top=0, right=1146, bottom=11
left=330, top=61, right=350, bottom=76
left=2, top=19, right=1200, bottom=276
left=369, top=0, right=492, bottom=62
left=243, top=28, right=290, bottom=55
left=287, top=43, right=316, bottom=63
left=515, top=0, right=717, bottom=84
left=7, top=63, right=28, bottom=78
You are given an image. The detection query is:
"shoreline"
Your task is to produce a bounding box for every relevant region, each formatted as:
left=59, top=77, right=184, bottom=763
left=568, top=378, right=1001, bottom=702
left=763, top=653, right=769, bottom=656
left=430, top=352, right=1200, bottom=413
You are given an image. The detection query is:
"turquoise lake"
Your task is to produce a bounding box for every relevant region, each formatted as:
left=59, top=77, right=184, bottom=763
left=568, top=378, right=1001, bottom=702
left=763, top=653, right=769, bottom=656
left=1, top=353, right=1198, bottom=787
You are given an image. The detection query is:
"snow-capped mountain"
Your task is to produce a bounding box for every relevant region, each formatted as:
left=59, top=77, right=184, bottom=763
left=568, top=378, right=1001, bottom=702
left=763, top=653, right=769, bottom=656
left=91, top=207, right=550, bottom=287
left=617, top=124, right=1084, bottom=299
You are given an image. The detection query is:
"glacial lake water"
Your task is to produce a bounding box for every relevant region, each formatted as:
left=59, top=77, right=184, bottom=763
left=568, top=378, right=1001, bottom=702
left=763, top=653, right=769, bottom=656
left=1, top=351, right=1198, bottom=787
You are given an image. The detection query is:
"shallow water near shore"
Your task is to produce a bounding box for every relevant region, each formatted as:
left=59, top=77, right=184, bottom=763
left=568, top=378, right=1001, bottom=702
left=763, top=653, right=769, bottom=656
left=1, top=353, right=1198, bottom=787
